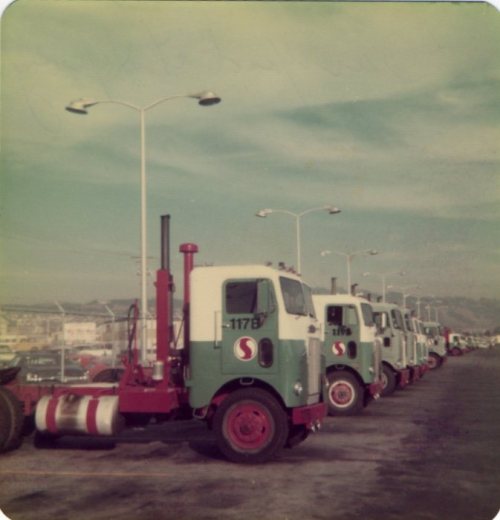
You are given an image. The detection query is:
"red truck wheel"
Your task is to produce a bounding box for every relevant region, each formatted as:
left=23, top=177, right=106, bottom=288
left=0, top=387, right=24, bottom=453
left=327, top=371, right=364, bottom=416
left=427, top=353, right=441, bottom=369
left=213, top=388, right=289, bottom=464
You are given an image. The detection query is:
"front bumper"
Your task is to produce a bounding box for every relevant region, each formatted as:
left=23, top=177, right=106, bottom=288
left=368, top=380, right=383, bottom=399
left=410, top=365, right=421, bottom=382
left=419, top=363, right=429, bottom=376
left=398, top=368, right=411, bottom=388
left=291, top=401, right=326, bottom=430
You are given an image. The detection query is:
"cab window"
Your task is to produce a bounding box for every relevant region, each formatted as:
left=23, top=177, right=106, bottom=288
left=327, top=305, right=358, bottom=326
left=225, top=281, right=257, bottom=314
left=280, top=277, right=307, bottom=316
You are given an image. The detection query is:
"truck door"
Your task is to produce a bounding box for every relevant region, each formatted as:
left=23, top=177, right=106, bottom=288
left=221, top=278, right=278, bottom=375
left=325, top=305, right=360, bottom=363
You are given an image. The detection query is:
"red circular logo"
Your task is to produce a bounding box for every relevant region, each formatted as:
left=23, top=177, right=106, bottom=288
left=234, top=337, right=258, bottom=361
left=332, top=341, right=346, bottom=356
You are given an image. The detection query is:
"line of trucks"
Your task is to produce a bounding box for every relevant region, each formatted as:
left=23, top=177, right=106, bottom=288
left=0, top=215, right=453, bottom=464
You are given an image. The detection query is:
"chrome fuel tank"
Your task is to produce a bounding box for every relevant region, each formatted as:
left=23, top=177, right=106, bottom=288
left=35, top=394, right=121, bottom=436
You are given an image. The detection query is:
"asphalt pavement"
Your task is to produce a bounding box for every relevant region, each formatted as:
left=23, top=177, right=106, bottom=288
left=0, top=347, right=499, bottom=520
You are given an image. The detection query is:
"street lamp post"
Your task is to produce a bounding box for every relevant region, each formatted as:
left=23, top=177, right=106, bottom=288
left=387, top=284, right=419, bottom=309
left=434, top=305, right=448, bottom=322
left=255, top=205, right=341, bottom=275
left=363, top=270, right=405, bottom=303
left=416, top=296, right=423, bottom=319
left=66, top=91, right=221, bottom=362
left=321, top=249, right=378, bottom=293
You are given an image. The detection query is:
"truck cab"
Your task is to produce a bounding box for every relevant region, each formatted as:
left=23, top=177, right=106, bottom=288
left=447, top=332, right=468, bottom=356
left=401, top=309, right=421, bottom=382
left=411, top=317, right=429, bottom=377
left=313, top=294, right=382, bottom=416
left=371, top=302, right=411, bottom=396
left=188, top=265, right=323, bottom=410
left=422, top=321, right=447, bottom=369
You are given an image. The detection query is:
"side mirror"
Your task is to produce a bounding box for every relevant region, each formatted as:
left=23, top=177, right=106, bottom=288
left=380, top=313, right=387, bottom=330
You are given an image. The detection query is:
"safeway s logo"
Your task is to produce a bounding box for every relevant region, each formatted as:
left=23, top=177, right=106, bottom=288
left=234, top=337, right=258, bottom=361
left=332, top=341, right=346, bottom=356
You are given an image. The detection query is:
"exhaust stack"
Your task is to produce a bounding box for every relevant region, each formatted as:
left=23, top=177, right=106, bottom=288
left=156, top=215, right=173, bottom=370
left=179, top=243, right=199, bottom=353
left=330, top=277, right=337, bottom=295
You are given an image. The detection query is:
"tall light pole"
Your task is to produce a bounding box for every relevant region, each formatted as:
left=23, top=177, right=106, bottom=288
left=363, top=270, right=405, bottom=303
left=387, top=284, right=419, bottom=309
left=255, top=205, right=341, bottom=275
left=54, top=301, right=66, bottom=382
left=66, top=91, right=221, bottom=361
left=321, top=249, right=378, bottom=293
left=415, top=296, right=423, bottom=319
left=434, top=304, right=448, bottom=322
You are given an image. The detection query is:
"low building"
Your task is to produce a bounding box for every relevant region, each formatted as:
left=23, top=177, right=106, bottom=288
left=63, top=322, right=97, bottom=346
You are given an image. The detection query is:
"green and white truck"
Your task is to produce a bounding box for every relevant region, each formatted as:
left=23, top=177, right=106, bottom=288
left=422, top=321, right=447, bottom=369
left=371, top=302, right=411, bottom=396
left=313, top=294, right=382, bottom=416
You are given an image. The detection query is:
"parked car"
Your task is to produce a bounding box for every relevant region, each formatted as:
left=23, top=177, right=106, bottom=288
left=0, top=345, right=16, bottom=367
left=8, top=351, right=89, bottom=384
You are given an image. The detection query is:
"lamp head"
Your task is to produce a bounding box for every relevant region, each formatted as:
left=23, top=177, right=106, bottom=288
left=65, top=98, right=98, bottom=114
left=327, top=206, right=341, bottom=215
left=192, top=91, right=221, bottom=106
left=256, top=209, right=272, bottom=218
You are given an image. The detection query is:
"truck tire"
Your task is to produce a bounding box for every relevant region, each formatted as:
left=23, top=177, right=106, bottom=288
left=326, top=371, right=364, bottom=416
left=380, top=364, right=397, bottom=397
left=213, top=388, right=289, bottom=464
left=427, top=353, right=442, bottom=370
left=286, top=425, right=309, bottom=448
left=0, top=387, right=24, bottom=453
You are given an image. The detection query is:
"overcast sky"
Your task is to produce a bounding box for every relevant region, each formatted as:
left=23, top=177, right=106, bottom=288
left=1, top=0, right=499, bottom=304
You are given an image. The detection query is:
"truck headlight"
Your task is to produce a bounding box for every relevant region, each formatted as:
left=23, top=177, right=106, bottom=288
left=293, top=382, right=303, bottom=396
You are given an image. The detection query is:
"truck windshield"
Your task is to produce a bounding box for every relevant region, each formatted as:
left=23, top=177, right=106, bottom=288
left=424, top=325, right=438, bottom=337
left=360, top=303, right=374, bottom=327
left=404, top=314, right=413, bottom=331
left=302, top=284, right=316, bottom=318
left=280, top=277, right=315, bottom=317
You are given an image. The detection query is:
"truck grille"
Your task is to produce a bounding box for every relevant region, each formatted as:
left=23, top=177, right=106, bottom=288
left=307, top=337, right=321, bottom=398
